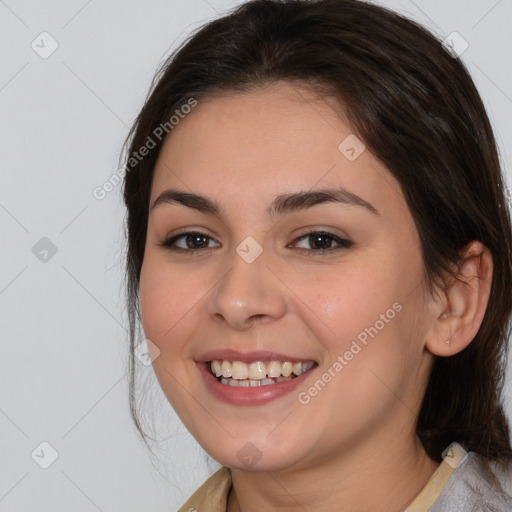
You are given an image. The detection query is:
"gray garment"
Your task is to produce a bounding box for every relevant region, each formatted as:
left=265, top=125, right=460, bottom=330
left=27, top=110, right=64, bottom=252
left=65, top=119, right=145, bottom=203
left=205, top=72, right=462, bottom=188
left=429, top=452, right=512, bottom=512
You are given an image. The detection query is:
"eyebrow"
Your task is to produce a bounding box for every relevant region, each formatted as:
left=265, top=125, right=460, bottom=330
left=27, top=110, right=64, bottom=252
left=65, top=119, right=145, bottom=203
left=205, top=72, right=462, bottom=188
left=150, top=187, right=379, bottom=217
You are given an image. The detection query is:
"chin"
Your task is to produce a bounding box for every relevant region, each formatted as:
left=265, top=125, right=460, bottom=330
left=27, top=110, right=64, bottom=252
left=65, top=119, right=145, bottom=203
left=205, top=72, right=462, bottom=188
left=195, top=430, right=317, bottom=473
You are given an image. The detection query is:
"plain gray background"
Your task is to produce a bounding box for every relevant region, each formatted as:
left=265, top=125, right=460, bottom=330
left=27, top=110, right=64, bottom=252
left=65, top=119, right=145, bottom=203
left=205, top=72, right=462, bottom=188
left=1, top=0, right=511, bottom=510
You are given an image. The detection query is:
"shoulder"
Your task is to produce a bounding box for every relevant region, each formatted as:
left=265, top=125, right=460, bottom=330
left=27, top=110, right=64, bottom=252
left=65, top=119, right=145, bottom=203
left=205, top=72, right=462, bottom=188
left=430, top=452, right=512, bottom=512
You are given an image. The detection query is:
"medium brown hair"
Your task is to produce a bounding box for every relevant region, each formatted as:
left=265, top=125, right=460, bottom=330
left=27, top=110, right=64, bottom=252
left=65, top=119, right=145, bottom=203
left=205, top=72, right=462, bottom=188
left=121, top=0, right=512, bottom=488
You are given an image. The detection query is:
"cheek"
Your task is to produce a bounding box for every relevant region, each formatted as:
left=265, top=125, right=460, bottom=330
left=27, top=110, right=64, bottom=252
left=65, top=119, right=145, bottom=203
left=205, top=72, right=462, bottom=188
left=138, top=257, right=195, bottom=348
left=291, top=264, right=400, bottom=350
left=303, top=256, right=424, bottom=412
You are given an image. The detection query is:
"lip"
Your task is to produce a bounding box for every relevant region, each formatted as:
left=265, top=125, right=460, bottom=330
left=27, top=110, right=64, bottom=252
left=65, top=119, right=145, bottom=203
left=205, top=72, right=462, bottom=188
left=196, top=359, right=318, bottom=406
left=196, top=349, right=316, bottom=364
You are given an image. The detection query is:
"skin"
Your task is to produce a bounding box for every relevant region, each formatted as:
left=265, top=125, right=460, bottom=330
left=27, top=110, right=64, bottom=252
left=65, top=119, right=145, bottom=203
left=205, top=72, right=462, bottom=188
left=138, top=81, right=492, bottom=511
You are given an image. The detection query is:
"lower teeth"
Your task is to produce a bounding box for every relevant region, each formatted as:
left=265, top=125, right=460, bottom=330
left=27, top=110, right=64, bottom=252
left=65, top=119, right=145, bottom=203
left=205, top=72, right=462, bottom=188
left=219, top=376, right=294, bottom=387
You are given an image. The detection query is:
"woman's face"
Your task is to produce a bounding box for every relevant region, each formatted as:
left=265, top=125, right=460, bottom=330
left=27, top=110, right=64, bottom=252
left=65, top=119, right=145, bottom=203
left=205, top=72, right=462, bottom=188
left=139, top=82, right=436, bottom=472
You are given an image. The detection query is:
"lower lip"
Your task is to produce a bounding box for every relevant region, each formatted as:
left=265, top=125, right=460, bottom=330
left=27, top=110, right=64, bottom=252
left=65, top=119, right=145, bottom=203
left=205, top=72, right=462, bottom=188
left=197, top=362, right=317, bottom=406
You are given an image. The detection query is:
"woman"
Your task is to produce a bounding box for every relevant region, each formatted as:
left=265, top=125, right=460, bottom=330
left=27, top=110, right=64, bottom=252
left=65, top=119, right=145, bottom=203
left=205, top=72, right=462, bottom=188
left=121, top=0, right=512, bottom=510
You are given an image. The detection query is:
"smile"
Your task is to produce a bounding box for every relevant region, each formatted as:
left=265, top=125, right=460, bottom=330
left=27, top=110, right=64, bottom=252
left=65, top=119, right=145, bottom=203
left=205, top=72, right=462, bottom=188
left=210, top=359, right=315, bottom=387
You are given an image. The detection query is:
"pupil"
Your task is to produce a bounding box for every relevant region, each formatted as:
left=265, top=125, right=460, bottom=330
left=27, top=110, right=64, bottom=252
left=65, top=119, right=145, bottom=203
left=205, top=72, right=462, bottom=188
left=188, top=234, right=207, bottom=248
left=311, top=234, right=331, bottom=250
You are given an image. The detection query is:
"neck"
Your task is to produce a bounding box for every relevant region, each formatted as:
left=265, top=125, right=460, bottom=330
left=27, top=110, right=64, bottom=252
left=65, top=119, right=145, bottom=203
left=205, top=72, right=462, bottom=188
left=227, top=434, right=439, bottom=512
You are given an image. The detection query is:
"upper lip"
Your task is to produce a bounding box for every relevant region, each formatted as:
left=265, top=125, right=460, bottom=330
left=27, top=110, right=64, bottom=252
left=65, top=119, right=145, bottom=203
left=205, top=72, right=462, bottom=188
left=195, top=349, right=317, bottom=364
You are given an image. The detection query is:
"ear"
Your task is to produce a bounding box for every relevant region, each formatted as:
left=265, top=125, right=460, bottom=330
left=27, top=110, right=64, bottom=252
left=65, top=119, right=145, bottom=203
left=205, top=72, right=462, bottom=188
left=424, top=241, right=493, bottom=357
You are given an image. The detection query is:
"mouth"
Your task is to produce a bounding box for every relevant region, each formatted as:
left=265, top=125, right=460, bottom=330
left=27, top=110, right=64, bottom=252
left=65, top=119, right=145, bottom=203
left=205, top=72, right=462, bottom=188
left=208, top=359, right=316, bottom=387
left=195, top=349, right=319, bottom=405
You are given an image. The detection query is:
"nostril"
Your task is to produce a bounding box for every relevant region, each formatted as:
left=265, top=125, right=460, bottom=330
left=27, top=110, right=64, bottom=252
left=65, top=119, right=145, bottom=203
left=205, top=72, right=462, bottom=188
left=246, top=314, right=266, bottom=328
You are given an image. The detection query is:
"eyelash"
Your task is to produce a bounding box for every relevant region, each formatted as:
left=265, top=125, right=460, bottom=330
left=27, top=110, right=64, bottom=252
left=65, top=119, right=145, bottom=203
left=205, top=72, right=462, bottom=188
left=158, top=229, right=353, bottom=256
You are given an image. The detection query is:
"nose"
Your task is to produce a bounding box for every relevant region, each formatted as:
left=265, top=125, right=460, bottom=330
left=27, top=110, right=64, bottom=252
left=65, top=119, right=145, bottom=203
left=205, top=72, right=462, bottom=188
left=207, top=245, right=287, bottom=330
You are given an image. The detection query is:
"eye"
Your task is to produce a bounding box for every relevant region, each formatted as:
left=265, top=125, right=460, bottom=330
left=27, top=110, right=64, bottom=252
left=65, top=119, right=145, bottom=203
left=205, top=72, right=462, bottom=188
left=290, top=230, right=353, bottom=254
left=158, top=229, right=352, bottom=255
left=159, top=231, right=220, bottom=253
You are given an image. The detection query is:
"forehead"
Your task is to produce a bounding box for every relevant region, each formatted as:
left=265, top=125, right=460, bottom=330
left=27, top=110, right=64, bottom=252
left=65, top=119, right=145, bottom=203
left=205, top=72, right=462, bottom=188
left=150, top=82, right=403, bottom=215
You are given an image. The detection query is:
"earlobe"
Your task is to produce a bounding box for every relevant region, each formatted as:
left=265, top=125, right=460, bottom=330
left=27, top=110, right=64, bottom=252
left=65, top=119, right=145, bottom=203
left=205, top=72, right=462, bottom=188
left=425, top=241, right=493, bottom=357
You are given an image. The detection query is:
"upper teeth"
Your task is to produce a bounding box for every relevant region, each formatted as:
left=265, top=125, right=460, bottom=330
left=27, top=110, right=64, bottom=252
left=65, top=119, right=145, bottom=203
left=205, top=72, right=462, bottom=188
left=210, top=360, right=315, bottom=380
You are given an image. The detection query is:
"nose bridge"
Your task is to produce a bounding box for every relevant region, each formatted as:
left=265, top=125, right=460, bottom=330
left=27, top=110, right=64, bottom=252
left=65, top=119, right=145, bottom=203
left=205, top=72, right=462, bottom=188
left=207, top=240, right=287, bottom=328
